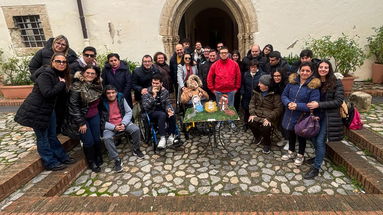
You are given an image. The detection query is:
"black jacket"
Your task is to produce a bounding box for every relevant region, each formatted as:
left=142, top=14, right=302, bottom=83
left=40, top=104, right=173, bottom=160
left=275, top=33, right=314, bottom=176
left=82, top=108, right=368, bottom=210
left=240, top=70, right=265, bottom=108
left=132, top=65, right=160, bottom=101
left=242, top=55, right=267, bottom=72
left=29, top=38, right=78, bottom=75
left=263, top=59, right=290, bottom=75
left=317, top=79, right=345, bottom=141
left=198, top=60, right=215, bottom=92
left=169, top=53, right=181, bottom=89
left=101, top=61, right=132, bottom=107
left=15, top=66, right=66, bottom=129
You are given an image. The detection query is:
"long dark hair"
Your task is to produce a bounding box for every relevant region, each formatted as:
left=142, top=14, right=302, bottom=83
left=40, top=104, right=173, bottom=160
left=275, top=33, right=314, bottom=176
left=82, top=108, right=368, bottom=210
left=181, top=53, right=194, bottom=66
left=50, top=53, right=71, bottom=89
left=316, top=59, right=336, bottom=93
left=82, top=65, right=102, bottom=85
left=271, top=67, right=287, bottom=94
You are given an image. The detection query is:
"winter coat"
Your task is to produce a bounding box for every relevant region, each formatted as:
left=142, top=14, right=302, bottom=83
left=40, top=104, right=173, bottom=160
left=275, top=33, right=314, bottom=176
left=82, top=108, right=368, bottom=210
left=198, top=60, right=214, bottom=92
left=317, top=79, right=345, bottom=141
left=207, top=58, right=241, bottom=93
left=132, top=65, right=160, bottom=101
left=100, top=93, right=133, bottom=132
left=249, top=90, right=283, bottom=126
left=142, top=86, right=173, bottom=114
left=180, top=75, right=209, bottom=104
left=62, top=72, right=103, bottom=138
left=69, top=57, right=98, bottom=75
left=240, top=69, right=265, bottom=108
left=281, top=73, right=321, bottom=131
left=29, top=38, right=78, bottom=75
left=242, top=55, right=267, bottom=72
left=153, top=63, right=173, bottom=93
left=177, top=64, right=198, bottom=89
left=263, top=59, right=290, bottom=75
left=169, top=53, right=182, bottom=89
left=14, top=66, right=67, bottom=129
left=101, top=61, right=132, bottom=107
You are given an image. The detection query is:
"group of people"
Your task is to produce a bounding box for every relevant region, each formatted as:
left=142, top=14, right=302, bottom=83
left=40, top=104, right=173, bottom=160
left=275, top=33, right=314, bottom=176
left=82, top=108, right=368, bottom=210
left=14, top=35, right=345, bottom=180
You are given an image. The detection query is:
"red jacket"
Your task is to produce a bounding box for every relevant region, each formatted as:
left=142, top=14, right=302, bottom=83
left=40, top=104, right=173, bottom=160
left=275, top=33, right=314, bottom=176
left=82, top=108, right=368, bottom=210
left=207, top=58, right=241, bottom=93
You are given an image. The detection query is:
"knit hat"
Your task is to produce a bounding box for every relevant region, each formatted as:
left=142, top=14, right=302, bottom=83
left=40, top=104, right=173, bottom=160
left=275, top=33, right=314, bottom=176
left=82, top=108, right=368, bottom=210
left=259, top=74, right=272, bottom=87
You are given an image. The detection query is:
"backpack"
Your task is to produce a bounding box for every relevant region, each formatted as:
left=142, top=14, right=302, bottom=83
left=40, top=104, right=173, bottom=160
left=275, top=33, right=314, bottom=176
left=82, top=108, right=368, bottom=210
left=339, top=101, right=363, bottom=130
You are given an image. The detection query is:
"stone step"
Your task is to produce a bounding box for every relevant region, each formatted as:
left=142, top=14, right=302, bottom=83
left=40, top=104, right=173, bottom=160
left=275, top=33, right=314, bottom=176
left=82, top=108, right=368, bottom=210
left=326, top=140, right=383, bottom=194
left=0, top=135, right=79, bottom=202
left=2, top=195, right=383, bottom=214
left=345, top=128, right=383, bottom=163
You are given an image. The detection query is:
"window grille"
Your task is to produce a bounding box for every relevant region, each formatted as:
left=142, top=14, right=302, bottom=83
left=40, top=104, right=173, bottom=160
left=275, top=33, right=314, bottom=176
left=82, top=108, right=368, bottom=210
left=13, top=15, right=46, bottom=47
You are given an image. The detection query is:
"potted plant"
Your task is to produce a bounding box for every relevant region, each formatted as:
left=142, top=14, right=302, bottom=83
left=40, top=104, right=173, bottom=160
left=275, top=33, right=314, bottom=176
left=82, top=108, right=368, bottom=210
left=0, top=51, right=34, bottom=99
left=306, top=34, right=366, bottom=93
left=367, top=26, right=383, bottom=83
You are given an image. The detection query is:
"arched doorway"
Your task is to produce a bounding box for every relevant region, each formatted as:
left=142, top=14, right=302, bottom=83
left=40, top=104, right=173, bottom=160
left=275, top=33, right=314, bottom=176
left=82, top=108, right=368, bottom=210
left=159, top=0, right=258, bottom=58
left=179, top=7, right=238, bottom=51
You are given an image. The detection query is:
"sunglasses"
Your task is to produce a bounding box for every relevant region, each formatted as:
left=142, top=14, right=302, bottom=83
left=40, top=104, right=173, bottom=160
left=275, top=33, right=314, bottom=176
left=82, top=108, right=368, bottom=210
left=84, top=54, right=96, bottom=58
left=184, top=57, right=191, bottom=60
left=54, top=60, right=67, bottom=64
left=55, top=42, right=67, bottom=47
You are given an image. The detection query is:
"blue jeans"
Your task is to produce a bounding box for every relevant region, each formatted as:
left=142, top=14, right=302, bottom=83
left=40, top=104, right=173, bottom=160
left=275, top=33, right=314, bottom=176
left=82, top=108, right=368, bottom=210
left=33, top=111, right=69, bottom=169
left=311, top=117, right=327, bottom=169
left=80, top=114, right=101, bottom=148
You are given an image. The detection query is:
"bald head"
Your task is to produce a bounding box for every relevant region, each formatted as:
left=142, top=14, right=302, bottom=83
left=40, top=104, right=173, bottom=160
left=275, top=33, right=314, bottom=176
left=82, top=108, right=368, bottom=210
left=175, top=44, right=184, bottom=57
left=250, top=44, right=261, bottom=57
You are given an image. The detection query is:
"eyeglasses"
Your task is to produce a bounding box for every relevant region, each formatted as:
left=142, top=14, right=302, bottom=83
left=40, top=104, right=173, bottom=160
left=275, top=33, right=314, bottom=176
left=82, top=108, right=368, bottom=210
left=273, top=75, right=281, bottom=77
left=55, top=42, right=67, bottom=47
left=217, top=46, right=223, bottom=48
left=220, top=52, right=228, bottom=55
left=84, top=54, right=96, bottom=58
left=184, top=57, right=191, bottom=60
left=53, top=60, right=67, bottom=64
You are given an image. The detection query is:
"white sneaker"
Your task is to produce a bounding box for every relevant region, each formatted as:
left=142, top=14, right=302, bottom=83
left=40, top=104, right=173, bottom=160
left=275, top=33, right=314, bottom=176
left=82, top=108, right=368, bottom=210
left=283, top=142, right=290, bottom=151
left=294, top=154, right=304, bottom=166
left=230, top=122, right=237, bottom=130
left=167, top=134, right=175, bottom=146
left=158, top=136, right=166, bottom=149
left=281, top=150, right=295, bottom=161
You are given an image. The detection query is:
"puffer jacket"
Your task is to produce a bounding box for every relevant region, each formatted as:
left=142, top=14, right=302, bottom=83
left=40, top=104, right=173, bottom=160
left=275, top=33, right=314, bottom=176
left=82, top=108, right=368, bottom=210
left=62, top=72, right=103, bottom=138
left=101, top=61, right=132, bottom=107
left=207, top=58, right=241, bottom=93
left=100, top=93, right=133, bottom=133
left=249, top=89, right=283, bottom=125
left=29, top=38, right=78, bottom=75
left=15, top=66, right=66, bottom=129
left=142, top=86, right=173, bottom=114
left=281, top=73, right=321, bottom=131
left=318, top=79, right=344, bottom=141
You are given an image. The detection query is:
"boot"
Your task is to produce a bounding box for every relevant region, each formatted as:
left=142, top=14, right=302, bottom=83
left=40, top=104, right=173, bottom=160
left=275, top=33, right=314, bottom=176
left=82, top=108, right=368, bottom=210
left=304, top=167, right=319, bottom=179
left=93, top=142, right=104, bottom=167
left=83, top=146, right=101, bottom=173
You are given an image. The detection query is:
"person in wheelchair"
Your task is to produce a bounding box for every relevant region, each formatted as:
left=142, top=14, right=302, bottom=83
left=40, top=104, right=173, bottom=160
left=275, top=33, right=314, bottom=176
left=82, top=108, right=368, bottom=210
left=180, top=74, right=209, bottom=106
left=142, top=74, right=177, bottom=149
left=100, top=85, right=144, bottom=173
left=248, top=74, right=283, bottom=154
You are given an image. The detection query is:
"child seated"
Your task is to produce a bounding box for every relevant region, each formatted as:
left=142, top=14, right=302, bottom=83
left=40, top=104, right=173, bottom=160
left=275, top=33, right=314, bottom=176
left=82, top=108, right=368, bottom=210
left=180, top=74, right=209, bottom=105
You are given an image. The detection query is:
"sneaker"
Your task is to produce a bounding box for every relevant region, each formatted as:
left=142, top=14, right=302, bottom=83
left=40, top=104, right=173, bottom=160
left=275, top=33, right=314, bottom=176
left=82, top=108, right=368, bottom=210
left=283, top=142, right=290, bottom=151
left=262, top=145, right=271, bottom=154
left=113, top=158, right=123, bottom=173
left=133, top=149, right=144, bottom=158
left=230, top=122, right=237, bottom=131
left=167, top=134, right=175, bottom=146
left=281, top=150, right=295, bottom=161
left=62, top=157, right=76, bottom=165
left=304, top=167, right=319, bottom=179
left=157, top=136, right=166, bottom=149
left=276, top=139, right=287, bottom=147
left=46, top=163, right=67, bottom=171
left=294, top=154, right=304, bottom=166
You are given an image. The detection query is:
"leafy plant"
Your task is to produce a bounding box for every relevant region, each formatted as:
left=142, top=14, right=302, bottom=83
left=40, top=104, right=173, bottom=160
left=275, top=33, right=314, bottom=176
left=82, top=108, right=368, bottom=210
left=0, top=51, right=33, bottom=86
left=367, top=26, right=383, bottom=64
left=306, top=34, right=366, bottom=76
left=96, top=52, right=139, bottom=72
left=284, top=53, right=300, bottom=65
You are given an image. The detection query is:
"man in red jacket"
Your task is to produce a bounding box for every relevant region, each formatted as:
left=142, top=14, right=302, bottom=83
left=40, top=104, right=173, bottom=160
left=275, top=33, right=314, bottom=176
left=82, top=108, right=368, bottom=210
left=207, top=47, right=241, bottom=129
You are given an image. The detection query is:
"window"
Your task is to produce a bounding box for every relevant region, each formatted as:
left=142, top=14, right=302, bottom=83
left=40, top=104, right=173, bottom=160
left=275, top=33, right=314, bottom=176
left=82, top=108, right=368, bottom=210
left=13, top=15, right=46, bottom=48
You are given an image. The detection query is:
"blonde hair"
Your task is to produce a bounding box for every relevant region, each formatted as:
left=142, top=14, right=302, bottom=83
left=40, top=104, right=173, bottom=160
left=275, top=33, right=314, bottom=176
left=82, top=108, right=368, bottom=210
left=52, top=35, right=69, bottom=55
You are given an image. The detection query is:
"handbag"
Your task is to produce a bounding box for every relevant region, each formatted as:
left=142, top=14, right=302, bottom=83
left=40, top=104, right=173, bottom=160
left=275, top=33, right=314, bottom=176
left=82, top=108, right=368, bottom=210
left=294, top=111, right=320, bottom=138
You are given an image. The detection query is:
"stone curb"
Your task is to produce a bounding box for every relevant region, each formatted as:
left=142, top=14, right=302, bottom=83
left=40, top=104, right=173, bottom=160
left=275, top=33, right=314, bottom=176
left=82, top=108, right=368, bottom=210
left=345, top=128, right=383, bottom=163
left=326, top=141, right=383, bottom=194
left=0, top=136, right=79, bottom=202
left=2, top=195, right=383, bottom=214
left=0, top=99, right=24, bottom=106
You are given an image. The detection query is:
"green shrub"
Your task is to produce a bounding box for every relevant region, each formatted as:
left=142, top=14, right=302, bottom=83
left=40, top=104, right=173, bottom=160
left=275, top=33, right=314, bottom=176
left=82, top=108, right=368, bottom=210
left=0, top=51, right=33, bottom=86
left=284, top=53, right=300, bottom=65
left=367, top=26, right=383, bottom=64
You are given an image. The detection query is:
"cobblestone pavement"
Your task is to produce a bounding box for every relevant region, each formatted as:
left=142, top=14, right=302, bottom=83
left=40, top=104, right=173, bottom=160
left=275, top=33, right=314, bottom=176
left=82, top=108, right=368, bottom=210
left=62, top=125, right=363, bottom=197
left=0, top=113, right=35, bottom=171
left=353, top=81, right=383, bottom=91
left=361, top=103, right=383, bottom=136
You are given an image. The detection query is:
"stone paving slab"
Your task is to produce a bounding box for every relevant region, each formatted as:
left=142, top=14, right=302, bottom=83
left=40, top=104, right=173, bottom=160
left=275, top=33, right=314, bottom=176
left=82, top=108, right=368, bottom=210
left=62, top=125, right=362, bottom=197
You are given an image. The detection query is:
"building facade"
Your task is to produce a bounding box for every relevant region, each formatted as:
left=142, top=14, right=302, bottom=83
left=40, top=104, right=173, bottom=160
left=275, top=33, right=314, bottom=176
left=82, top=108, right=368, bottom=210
left=1, top=0, right=382, bottom=79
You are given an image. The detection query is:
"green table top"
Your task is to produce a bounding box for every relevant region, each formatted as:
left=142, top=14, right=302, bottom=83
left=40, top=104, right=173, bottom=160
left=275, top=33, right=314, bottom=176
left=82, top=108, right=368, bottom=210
left=183, top=107, right=240, bottom=123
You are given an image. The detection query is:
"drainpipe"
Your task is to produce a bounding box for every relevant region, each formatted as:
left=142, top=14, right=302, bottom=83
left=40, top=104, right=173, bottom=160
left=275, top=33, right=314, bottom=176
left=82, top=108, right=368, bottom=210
left=76, top=0, right=89, bottom=45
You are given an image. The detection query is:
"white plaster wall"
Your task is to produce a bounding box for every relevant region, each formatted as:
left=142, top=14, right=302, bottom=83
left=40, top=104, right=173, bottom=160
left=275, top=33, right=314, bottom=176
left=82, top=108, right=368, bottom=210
left=252, top=0, right=383, bottom=80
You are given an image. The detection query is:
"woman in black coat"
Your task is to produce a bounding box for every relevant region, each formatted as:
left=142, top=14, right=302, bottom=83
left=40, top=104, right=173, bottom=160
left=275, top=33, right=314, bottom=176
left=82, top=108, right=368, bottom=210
left=232, top=50, right=245, bottom=112
left=101, top=53, right=132, bottom=108
left=64, top=65, right=103, bottom=172
left=15, top=53, right=74, bottom=171
left=305, top=60, right=344, bottom=179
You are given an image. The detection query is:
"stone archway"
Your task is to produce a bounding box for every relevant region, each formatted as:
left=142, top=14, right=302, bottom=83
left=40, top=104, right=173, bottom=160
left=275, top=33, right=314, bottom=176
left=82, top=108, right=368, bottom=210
left=159, top=0, right=258, bottom=58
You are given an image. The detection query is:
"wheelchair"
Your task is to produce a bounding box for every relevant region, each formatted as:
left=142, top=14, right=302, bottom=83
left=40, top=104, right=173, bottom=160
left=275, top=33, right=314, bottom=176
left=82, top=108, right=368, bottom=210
left=136, top=105, right=182, bottom=153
